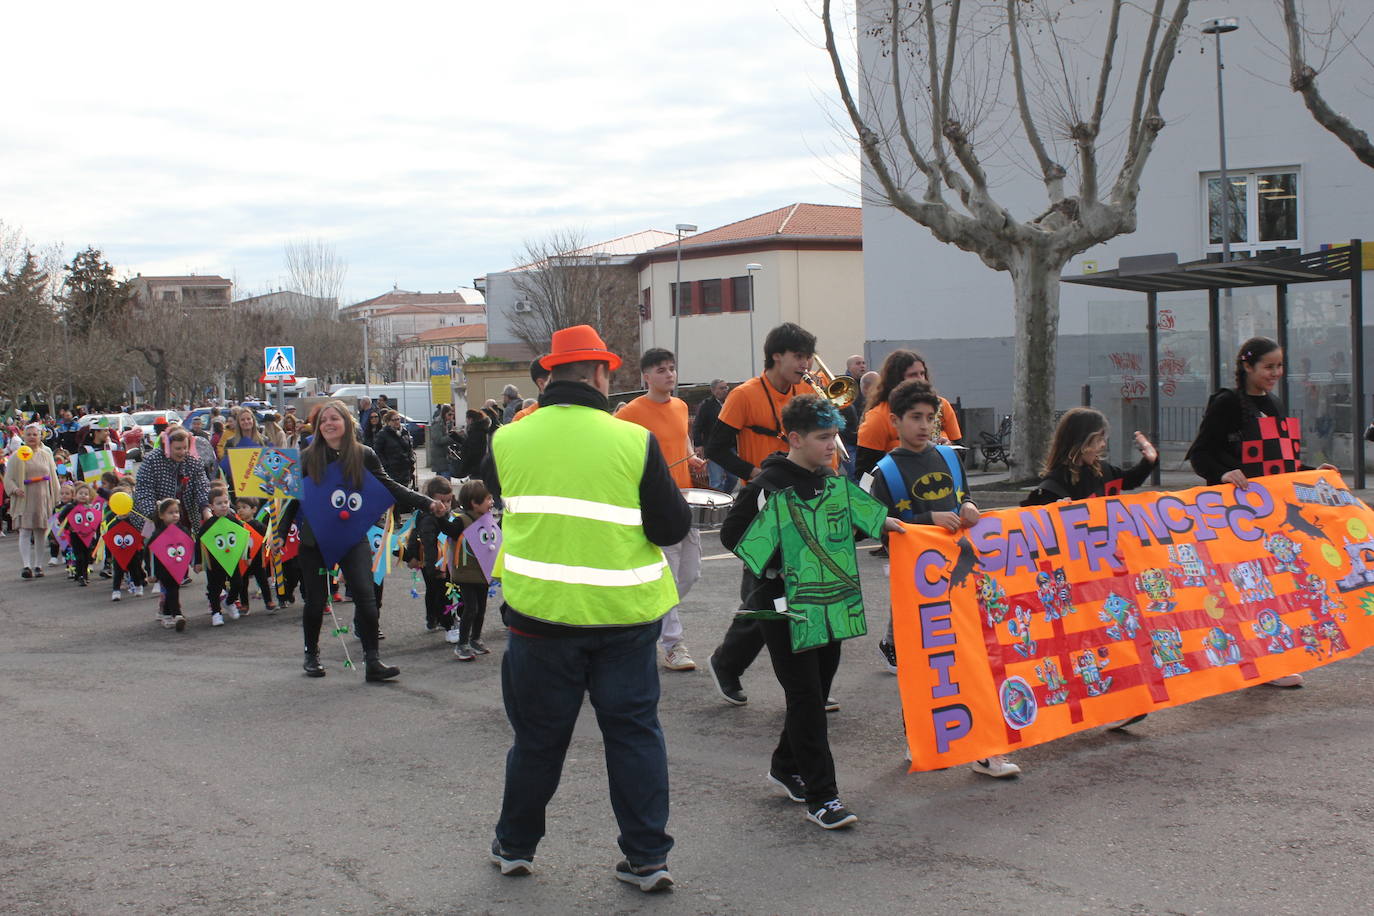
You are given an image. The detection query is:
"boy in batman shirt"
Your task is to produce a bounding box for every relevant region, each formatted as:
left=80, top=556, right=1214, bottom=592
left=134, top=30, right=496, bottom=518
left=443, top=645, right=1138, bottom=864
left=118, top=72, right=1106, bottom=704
left=863, top=380, right=1020, bottom=779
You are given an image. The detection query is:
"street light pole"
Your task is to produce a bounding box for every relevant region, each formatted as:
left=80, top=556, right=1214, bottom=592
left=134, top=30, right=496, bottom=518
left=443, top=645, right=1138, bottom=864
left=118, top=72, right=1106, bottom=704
left=745, top=263, right=762, bottom=378
left=1204, top=17, right=1240, bottom=268
left=673, top=223, right=696, bottom=380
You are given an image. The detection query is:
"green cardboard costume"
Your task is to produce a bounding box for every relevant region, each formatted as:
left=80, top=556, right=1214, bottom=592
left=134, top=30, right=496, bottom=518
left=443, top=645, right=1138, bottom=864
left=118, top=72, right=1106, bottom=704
left=734, top=476, right=888, bottom=652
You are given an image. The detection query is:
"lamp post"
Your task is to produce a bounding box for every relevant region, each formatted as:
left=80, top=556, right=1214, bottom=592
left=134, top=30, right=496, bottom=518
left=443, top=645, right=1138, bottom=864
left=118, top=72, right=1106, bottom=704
left=673, top=223, right=696, bottom=380
left=1203, top=17, right=1240, bottom=267
left=745, top=263, right=762, bottom=377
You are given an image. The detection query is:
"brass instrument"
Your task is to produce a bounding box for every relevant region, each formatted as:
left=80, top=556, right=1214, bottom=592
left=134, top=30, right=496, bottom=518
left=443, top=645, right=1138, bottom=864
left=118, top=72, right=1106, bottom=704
left=802, top=355, right=858, bottom=459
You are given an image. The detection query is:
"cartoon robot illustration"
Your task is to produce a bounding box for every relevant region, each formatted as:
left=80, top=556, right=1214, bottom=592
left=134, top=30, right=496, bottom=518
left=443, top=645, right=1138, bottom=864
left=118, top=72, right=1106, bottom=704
left=1296, top=624, right=1323, bottom=658
left=1007, top=605, right=1038, bottom=658
left=976, top=572, right=1011, bottom=627
left=1073, top=648, right=1113, bottom=696
left=1228, top=560, right=1275, bottom=603
left=1053, top=568, right=1077, bottom=617
left=1150, top=626, right=1191, bottom=677
left=253, top=447, right=299, bottom=498
left=1135, top=567, right=1177, bottom=615
left=1300, top=574, right=1346, bottom=621
left=1098, top=592, right=1141, bottom=642
left=1316, top=619, right=1349, bottom=656
left=1034, top=657, right=1070, bottom=706
left=1264, top=532, right=1305, bottom=575
left=1251, top=609, right=1296, bottom=654
left=1201, top=626, right=1243, bottom=667
left=1167, top=543, right=1212, bottom=587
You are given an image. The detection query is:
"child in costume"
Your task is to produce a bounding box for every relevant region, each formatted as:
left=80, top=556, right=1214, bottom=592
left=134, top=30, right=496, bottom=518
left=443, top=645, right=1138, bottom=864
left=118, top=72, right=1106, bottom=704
left=58, top=482, right=100, bottom=586
left=413, top=477, right=466, bottom=638
left=1023, top=407, right=1157, bottom=505
left=200, top=490, right=245, bottom=627
left=49, top=480, right=74, bottom=570
left=276, top=522, right=302, bottom=607
left=722, top=394, right=898, bottom=830
left=451, top=480, right=495, bottom=661
left=105, top=484, right=146, bottom=600
left=150, top=498, right=188, bottom=631
left=235, top=498, right=277, bottom=614
left=863, top=380, right=1018, bottom=779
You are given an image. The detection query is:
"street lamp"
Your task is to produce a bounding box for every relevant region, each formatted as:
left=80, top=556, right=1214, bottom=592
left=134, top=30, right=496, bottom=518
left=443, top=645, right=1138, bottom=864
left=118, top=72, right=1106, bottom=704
left=745, top=263, right=762, bottom=377
left=673, top=223, right=696, bottom=382
left=1203, top=17, right=1240, bottom=266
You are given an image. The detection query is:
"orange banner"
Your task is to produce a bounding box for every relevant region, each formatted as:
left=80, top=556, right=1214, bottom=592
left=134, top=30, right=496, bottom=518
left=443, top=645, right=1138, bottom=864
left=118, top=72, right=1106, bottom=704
left=890, top=470, right=1374, bottom=771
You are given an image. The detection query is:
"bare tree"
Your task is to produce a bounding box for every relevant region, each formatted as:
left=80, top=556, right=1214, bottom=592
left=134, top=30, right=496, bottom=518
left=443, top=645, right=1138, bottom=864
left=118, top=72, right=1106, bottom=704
left=284, top=238, right=347, bottom=317
left=823, top=0, right=1190, bottom=474
left=509, top=231, right=642, bottom=388
left=1281, top=0, right=1374, bottom=168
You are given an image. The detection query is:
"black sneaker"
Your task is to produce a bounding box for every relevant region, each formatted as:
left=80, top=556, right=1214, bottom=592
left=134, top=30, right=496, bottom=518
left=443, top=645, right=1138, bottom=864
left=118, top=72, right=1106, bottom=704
left=614, top=860, right=673, bottom=892
left=708, top=652, right=747, bottom=706
left=489, top=839, right=533, bottom=876
left=878, top=640, right=898, bottom=674
left=767, top=771, right=806, bottom=803
left=805, top=798, right=858, bottom=830
left=824, top=695, right=840, bottom=713
left=21, top=568, right=32, bottom=580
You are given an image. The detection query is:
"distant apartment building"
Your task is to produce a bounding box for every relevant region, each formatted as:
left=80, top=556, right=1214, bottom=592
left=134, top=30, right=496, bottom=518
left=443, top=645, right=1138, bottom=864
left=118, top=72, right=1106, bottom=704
left=128, top=274, right=233, bottom=308
left=340, top=288, right=486, bottom=342
left=396, top=323, right=489, bottom=383
left=231, top=290, right=338, bottom=314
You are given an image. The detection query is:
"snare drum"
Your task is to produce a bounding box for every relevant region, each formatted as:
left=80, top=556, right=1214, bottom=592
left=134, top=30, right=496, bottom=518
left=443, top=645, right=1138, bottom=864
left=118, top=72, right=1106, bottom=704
left=683, top=488, right=734, bottom=529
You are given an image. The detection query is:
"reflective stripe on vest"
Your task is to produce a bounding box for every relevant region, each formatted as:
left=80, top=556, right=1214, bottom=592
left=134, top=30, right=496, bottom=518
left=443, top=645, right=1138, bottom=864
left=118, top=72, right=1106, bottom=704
left=492, top=403, right=679, bottom=627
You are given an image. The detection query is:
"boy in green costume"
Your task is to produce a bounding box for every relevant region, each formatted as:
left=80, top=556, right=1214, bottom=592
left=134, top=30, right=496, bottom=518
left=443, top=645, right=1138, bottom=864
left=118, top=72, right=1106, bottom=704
left=722, top=394, right=899, bottom=830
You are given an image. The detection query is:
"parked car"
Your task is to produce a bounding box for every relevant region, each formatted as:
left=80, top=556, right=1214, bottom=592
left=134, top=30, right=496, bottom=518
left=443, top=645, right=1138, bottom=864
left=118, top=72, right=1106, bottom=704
left=396, top=413, right=427, bottom=448
left=77, top=412, right=134, bottom=432
left=130, top=410, right=183, bottom=445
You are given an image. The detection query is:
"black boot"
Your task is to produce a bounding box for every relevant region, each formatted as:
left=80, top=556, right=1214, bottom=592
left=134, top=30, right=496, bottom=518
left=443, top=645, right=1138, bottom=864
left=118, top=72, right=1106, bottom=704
left=303, top=650, right=326, bottom=678
left=365, top=658, right=399, bottom=682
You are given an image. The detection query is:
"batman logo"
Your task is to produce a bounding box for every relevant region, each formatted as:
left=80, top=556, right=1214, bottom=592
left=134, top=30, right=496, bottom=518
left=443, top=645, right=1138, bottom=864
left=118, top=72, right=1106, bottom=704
left=911, top=471, right=953, bottom=502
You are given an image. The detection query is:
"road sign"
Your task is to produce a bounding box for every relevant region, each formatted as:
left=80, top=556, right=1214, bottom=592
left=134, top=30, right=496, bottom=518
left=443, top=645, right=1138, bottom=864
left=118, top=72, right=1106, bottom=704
left=429, top=355, right=452, bottom=410
left=259, top=373, right=296, bottom=385
left=264, top=346, right=296, bottom=379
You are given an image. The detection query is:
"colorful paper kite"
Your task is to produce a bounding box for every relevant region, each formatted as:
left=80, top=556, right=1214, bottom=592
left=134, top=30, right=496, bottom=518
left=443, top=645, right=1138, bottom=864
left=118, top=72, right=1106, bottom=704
left=200, top=516, right=250, bottom=577
left=298, top=463, right=395, bottom=567
left=102, top=520, right=145, bottom=570
left=149, top=524, right=195, bottom=581
left=67, top=504, right=104, bottom=547
left=461, top=511, right=503, bottom=583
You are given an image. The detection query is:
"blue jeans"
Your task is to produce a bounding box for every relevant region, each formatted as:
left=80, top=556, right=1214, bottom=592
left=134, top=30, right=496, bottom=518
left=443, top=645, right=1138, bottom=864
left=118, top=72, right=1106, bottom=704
left=707, top=460, right=737, bottom=494
left=496, top=620, right=673, bottom=865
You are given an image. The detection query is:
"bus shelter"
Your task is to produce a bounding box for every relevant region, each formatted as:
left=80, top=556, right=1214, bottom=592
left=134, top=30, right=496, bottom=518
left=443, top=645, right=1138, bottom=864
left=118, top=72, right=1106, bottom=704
left=1062, top=241, right=1366, bottom=488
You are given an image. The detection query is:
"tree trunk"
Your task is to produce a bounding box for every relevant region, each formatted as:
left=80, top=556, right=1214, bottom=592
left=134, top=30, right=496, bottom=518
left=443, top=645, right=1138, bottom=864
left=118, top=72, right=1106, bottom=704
left=154, top=362, right=169, bottom=409
left=1007, top=246, right=1067, bottom=483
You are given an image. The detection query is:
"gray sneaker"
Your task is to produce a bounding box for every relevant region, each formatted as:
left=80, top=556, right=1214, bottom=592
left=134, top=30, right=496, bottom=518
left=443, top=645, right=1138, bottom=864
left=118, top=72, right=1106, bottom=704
left=614, top=859, right=673, bottom=892
left=455, top=643, right=476, bottom=662
left=489, top=839, right=533, bottom=876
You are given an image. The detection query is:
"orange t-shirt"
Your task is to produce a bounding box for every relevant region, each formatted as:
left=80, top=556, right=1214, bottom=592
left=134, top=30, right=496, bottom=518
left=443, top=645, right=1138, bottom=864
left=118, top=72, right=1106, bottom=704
left=716, top=375, right=802, bottom=470
left=511, top=403, right=538, bottom=422
left=617, top=395, right=692, bottom=489
left=857, top=397, right=962, bottom=453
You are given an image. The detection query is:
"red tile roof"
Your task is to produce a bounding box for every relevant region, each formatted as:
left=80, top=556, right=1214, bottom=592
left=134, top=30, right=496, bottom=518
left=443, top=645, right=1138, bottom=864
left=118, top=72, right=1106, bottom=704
left=342, top=289, right=484, bottom=314
left=659, top=204, right=861, bottom=251
left=373, top=303, right=485, bottom=318
left=403, top=324, right=488, bottom=343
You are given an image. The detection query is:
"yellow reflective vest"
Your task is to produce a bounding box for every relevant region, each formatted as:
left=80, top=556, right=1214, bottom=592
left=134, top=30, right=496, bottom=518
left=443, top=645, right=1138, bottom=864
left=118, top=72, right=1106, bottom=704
left=492, top=402, right=679, bottom=626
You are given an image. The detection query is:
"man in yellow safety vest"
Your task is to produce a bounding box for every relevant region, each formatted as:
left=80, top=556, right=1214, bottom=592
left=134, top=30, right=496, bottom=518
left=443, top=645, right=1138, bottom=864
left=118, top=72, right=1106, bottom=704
left=483, top=324, right=690, bottom=893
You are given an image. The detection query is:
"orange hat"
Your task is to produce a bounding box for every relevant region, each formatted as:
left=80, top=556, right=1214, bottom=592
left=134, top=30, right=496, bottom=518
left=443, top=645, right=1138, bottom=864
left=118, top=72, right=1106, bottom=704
left=539, top=325, right=621, bottom=371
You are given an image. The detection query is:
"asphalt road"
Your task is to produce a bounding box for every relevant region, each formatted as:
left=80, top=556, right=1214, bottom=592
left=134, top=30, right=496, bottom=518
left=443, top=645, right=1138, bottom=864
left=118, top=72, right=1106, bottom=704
left=2, top=524, right=1373, bottom=915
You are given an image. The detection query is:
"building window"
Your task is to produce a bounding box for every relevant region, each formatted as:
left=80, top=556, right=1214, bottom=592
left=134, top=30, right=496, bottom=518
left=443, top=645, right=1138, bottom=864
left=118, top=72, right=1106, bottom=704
left=730, top=277, right=752, bottom=312
left=640, top=287, right=651, bottom=321
left=700, top=279, right=723, bottom=314
left=1203, top=168, right=1300, bottom=256
left=669, top=282, right=694, bottom=316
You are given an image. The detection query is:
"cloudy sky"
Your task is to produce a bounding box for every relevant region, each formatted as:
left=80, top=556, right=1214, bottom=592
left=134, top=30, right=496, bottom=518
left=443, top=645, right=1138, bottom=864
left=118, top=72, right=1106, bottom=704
left=3, top=1, right=858, bottom=303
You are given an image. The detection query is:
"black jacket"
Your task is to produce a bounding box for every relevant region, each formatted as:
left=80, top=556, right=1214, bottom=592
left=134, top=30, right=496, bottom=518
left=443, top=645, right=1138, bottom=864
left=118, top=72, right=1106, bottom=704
left=373, top=426, right=414, bottom=484
left=691, top=395, right=723, bottom=448
left=720, top=454, right=834, bottom=612
left=459, top=414, right=492, bottom=479
left=480, top=380, right=691, bottom=635
left=1022, top=456, right=1156, bottom=505
left=415, top=509, right=466, bottom=570
left=865, top=445, right=975, bottom=524
left=1186, top=388, right=1312, bottom=485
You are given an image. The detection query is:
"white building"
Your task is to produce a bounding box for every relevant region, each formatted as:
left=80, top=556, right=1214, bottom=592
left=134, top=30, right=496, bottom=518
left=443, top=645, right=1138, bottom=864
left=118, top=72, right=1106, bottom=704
left=858, top=2, right=1372, bottom=467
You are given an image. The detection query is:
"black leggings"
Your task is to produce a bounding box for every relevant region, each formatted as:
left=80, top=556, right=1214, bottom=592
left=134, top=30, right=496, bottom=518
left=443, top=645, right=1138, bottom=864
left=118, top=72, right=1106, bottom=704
left=233, top=561, right=272, bottom=608
left=205, top=562, right=239, bottom=613
left=760, top=620, right=842, bottom=807
left=300, top=540, right=381, bottom=658
left=422, top=568, right=450, bottom=628
left=113, top=555, right=147, bottom=590
left=71, top=538, right=93, bottom=581
left=153, top=562, right=182, bottom=616
left=458, top=581, right=488, bottom=645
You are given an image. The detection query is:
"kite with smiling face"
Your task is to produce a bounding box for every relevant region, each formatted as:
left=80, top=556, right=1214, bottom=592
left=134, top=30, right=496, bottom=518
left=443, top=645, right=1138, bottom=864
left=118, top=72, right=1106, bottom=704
left=298, top=462, right=396, bottom=567
left=200, top=516, right=250, bottom=577
left=102, top=520, right=145, bottom=569
left=67, top=504, right=104, bottom=548
left=150, top=524, right=195, bottom=581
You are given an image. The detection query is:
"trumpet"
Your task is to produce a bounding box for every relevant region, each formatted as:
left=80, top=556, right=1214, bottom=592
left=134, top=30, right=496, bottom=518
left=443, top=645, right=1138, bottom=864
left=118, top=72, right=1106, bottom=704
left=802, top=354, right=858, bottom=460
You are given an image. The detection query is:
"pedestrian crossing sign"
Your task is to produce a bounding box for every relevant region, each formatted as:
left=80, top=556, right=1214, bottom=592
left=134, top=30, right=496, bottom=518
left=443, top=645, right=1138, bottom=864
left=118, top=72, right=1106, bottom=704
left=264, top=346, right=296, bottom=379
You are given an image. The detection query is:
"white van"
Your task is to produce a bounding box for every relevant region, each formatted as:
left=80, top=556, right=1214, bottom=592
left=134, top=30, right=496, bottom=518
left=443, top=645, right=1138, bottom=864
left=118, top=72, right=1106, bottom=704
left=328, top=383, right=459, bottom=420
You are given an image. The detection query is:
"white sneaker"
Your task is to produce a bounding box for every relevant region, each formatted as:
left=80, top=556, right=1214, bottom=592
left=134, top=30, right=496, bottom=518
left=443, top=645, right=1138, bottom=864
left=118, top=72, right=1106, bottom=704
left=970, top=755, right=1021, bottom=778
left=211, top=612, right=225, bottom=627
left=174, top=615, right=186, bottom=632
left=132, top=585, right=144, bottom=597
left=159, top=615, right=176, bottom=629
left=1267, top=674, right=1304, bottom=688
left=48, top=556, right=60, bottom=566
left=662, top=645, right=696, bottom=671
left=111, top=590, right=122, bottom=602
left=445, top=627, right=463, bottom=644
left=225, top=604, right=240, bottom=620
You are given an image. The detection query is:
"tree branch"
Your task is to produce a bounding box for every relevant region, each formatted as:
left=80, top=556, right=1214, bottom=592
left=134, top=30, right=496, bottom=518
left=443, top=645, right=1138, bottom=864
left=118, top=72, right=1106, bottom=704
left=1006, top=0, right=1066, bottom=201
left=1282, top=0, right=1374, bottom=168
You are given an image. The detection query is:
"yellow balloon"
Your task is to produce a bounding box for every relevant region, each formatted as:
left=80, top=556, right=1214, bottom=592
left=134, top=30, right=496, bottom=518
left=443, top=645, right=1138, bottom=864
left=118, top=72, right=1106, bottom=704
left=1348, top=518, right=1369, bottom=541
left=16, top=445, right=33, bottom=461
left=109, top=491, right=133, bottom=516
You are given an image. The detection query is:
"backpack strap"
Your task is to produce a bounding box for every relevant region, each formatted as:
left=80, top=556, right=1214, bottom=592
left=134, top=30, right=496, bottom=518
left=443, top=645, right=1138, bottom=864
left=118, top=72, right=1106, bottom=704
left=934, top=445, right=967, bottom=504
left=875, top=455, right=915, bottom=522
